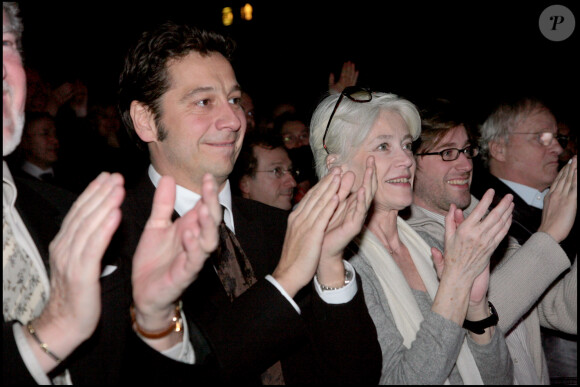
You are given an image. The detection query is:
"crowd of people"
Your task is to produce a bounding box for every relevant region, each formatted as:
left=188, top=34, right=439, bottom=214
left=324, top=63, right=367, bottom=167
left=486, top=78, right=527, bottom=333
left=3, top=2, right=577, bottom=385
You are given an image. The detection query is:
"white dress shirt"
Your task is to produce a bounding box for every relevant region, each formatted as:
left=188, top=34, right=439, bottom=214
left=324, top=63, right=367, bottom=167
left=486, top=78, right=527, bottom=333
left=20, top=161, right=53, bottom=181
left=499, top=178, right=548, bottom=210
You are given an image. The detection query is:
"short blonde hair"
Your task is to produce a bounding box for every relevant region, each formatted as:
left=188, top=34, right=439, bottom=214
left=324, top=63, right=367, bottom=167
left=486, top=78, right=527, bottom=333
left=309, top=91, right=421, bottom=178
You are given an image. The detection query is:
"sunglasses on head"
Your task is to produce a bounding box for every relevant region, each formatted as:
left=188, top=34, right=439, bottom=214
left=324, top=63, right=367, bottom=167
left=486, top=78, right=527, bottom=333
left=323, top=86, right=373, bottom=154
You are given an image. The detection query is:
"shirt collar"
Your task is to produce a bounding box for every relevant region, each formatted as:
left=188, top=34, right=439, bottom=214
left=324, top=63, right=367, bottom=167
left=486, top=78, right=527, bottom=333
left=148, top=164, right=235, bottom=232
left=3, top=161, right=17, bottom=208
left=21, top=162, right=53, bottom=179
left=498, top=178, right=548, bottom=209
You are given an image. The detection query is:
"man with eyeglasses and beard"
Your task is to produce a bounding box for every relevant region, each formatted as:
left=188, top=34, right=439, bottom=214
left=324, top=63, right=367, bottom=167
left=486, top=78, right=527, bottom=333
left=471, top=95, right=577, bottom=384
left=404, top=98, right=577, bottom=385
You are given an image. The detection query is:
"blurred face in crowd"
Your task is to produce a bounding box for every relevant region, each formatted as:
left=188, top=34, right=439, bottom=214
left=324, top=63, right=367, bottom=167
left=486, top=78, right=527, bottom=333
left=558, top=122, right=576, bottom=164
left=21, top=116, right=60, bottom=169
left=413, top=125, right=473, bottom=215
left=342, top=110, right=415, bottom=212
left=281, top=120, right=309, bottom=149
left=240, top=145, right=296, bottom=210
left=134, top=51, right=245, bottom=192
left=492, top=107, right=562, bottom=191
left=240, top=92, right=255, bottom=130
left=25, top=67, right=51, bottom=113
left=3, top=8, right=26, bottom=157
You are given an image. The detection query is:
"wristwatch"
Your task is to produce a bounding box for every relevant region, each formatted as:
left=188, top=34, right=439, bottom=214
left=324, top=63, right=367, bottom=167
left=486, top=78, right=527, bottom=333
left=319, top=269, right=353, bottom=291
left=462, top=301, right=499, bottom=334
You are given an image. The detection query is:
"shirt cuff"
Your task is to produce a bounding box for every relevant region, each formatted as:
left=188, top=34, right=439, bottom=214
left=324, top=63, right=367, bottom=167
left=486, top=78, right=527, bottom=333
left=138, top=309, right=196, bottom=364
left=313, top=260, right=358, bottom=304
left=13, top=322, right=53, bottom=385
left=265, top=275, right=302, bottom=314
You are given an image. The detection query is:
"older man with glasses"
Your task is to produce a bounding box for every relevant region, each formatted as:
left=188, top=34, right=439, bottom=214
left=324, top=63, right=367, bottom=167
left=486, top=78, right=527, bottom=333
left=471, top=96, right=577, bottom=385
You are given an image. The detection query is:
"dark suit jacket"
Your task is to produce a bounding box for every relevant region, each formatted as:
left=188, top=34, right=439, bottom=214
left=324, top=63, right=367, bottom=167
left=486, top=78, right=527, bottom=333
left=3, top=174, right=213, bottom=385
left=471, top=167, right=577, bottom=262
left=118, top=172, right=382, bottom=384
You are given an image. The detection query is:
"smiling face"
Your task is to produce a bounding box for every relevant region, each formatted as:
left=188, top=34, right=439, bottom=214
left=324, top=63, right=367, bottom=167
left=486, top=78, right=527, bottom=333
left=413, top=125, right=473, bottom=215
left=139, top=51, right=245, bottom=193
left=344, top=109, right=415, bottom=212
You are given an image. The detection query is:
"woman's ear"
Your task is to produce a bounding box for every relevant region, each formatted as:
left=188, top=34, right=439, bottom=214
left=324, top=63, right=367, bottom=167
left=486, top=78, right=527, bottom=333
left=130, top=101, right=157, bottom=143
left=325, top=154, right=339, bottom=171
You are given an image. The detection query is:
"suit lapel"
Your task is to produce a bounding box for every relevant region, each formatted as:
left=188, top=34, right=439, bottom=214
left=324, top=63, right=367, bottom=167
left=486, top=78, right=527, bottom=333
left=14, top=178, right=70, bottom=271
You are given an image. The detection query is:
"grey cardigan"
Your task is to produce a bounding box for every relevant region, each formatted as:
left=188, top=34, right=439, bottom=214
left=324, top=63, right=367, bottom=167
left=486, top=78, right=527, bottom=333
left=349, top=232, right=513, bottom=384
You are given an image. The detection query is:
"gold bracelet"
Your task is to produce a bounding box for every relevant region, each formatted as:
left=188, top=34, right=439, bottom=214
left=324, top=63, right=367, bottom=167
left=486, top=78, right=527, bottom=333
left=130, top=301, right=183, bottom=339
left=26, top=322, right=62, bottom=364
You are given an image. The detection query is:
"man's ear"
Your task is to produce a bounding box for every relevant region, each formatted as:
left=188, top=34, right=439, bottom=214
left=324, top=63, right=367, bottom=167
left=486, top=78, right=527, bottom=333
left=239, top=175, right=251, bottom=197
left=489, top=139, right=506, bottom=162
left=130, top=101, right=157, bottom=143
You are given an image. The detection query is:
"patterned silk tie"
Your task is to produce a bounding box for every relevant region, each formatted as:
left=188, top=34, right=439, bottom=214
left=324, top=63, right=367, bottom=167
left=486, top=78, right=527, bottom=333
left=213, top=217, right=285, bottom=384
left=2, top=204, right=47, bottom=323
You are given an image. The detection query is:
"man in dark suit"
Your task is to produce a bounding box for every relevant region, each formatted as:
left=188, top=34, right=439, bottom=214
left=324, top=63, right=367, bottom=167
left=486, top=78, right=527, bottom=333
left=3, top=3, right=221, bottom=383
left=117, top=21, right=382, bottom=384
left=473, top=96, right=577, bottom=385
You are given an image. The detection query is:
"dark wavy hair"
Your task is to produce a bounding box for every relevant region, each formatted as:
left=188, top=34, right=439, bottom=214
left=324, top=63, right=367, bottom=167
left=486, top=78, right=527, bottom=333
left=118, top=21, right=236, bottom=151
left=414, top=98, right=477, bottom=155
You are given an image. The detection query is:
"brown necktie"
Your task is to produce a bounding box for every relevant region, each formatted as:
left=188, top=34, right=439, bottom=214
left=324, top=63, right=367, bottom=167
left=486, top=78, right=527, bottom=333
left=213, top=219, right=285, bottom=385
left=214, top=221, right=257, bottom=301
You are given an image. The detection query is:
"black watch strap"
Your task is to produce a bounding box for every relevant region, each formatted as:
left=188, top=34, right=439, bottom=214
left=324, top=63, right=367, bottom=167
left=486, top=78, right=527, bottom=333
left=462, top=301, right=499, bottom=334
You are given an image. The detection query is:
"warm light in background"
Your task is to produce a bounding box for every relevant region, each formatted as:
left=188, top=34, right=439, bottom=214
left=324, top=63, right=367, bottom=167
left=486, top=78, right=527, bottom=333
left=222, top=7, right=234, bottom=26
left=240, top=3, right=253, bottom=21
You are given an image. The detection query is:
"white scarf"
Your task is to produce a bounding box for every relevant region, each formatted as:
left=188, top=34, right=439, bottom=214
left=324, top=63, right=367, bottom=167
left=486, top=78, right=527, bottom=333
left=356, top=217, right=483, bottom=385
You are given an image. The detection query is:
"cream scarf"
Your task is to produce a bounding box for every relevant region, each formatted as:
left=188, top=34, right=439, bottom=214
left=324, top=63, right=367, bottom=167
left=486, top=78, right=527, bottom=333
left=356, top=217, right=483, bottom=384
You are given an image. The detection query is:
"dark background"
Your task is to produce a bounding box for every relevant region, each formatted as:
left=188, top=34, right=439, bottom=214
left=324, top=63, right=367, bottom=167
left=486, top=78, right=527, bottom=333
left=17, top=1, right=579, bottom=127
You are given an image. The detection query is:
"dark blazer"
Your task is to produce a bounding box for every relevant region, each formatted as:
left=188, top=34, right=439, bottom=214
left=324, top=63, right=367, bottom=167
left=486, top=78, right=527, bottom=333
left=3, top=174, right=213, bottom=385
left=118, top=172, right=382, bottom=384
left=471, top=167, right=577, bottom=262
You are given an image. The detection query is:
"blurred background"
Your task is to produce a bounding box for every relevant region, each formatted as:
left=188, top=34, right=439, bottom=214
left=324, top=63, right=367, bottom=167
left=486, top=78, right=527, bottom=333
left=18, top=0, right=578, bottom=125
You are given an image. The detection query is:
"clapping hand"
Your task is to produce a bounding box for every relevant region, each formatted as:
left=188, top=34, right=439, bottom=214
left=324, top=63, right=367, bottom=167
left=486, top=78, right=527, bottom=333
left=131, top=174, right=220, bottom=347
left=318, top=156, right=377, bottom=281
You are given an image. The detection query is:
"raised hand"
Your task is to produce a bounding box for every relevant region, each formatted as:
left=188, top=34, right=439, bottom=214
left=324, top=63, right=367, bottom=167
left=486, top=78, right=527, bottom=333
left=318, top=156, right=377, bottom=284
left=328, top=61, right=359, bottom=94
left=273, top=168, right=343, bottom=297
left=131, top=173, right=220, bottom=346
left=30, top=172, right=125, bottom=370
left=442, top=189, right=513, bottom=284
left=539, top=155, right=577, bottom=242
left=431, top=204, right=491, bottom=305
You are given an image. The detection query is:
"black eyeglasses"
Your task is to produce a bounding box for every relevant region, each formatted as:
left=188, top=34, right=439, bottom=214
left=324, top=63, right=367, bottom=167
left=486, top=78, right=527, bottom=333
left=255, top=167, right=298, bottom=179
left=511, top=131, right=568, bottom=148
left=416, top=145, right=480, bottom=161
left=323, top=86, right=373, bottom=154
